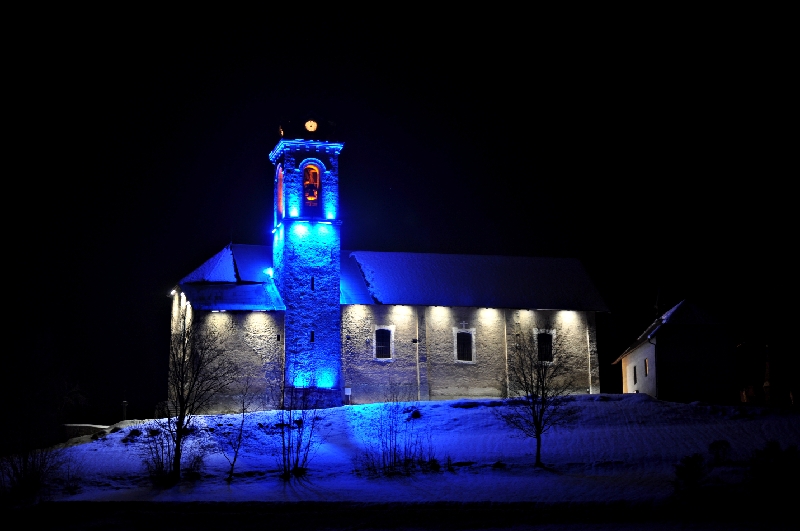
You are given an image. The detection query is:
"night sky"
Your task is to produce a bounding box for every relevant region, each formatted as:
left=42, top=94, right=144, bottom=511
left=10, top=24, right=790, bottom=424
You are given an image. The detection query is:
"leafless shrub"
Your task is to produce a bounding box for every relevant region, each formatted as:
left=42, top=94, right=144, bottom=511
left=269, top=384, right=327, bottom=481
left=138, top=421, right=174, bottom=485
left=56, top=450, right=87, bottom=495
left=354, top=382, right=437, bottom=477
left=218, top=370, right=261, bottom=482
left=0, top=446, right=65, bottom=506
left=138, top=419, right=210, bottom=486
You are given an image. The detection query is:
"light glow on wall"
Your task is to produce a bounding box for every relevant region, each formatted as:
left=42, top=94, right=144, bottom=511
left=289, top=207, right=299, bottom=217
left=315, top=370, right=335, bottom=388
left=480, top=308, right=498, bottom=322
left=390, top=305, right=413, bottom=320
left=557, top=311, right=577, bottom=328
left=292, top=223, right=309, bottom=237
left=349, top=305, right=367, bottom=319
left=292, top=373, right=310, bottom=388
left=430, top=305, right=451, bottom=323
left=292, top=369, right=335, bottom=389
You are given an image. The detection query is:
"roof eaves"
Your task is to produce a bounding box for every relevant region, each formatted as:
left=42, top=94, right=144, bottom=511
left=613, top=318, right=663, bottom=365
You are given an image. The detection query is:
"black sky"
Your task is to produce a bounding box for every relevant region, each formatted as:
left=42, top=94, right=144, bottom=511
left=10, top=21, right=791, bottom=424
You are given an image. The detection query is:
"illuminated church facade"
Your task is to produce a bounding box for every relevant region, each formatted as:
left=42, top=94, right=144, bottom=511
left=169, top=119, right=608, bottom=411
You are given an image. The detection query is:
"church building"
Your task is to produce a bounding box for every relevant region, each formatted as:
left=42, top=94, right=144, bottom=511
left=169, top=118, right=608, bottom=411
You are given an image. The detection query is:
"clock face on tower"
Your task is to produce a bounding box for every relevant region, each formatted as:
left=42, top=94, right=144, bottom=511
left=305, top=120, right=318, bottom=132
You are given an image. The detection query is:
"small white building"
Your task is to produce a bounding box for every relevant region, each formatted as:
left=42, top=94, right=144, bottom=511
left=613, top=299, right=738, bottom=404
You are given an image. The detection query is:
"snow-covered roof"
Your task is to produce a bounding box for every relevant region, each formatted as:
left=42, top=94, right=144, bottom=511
left=177, top=244, right=283, bottom=311
left=176, top=245, right=608, bottom=312
left=349, top=251, right=608, bottom=311
left=180, top=283, right=285, bottom=311
left=340, top=250, right=374, bottom=304
left=179, top=244, right=272, bottom=284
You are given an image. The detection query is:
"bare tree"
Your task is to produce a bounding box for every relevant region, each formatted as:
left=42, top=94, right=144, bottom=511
left=219, top=369, right=261, bottom=482
left=499, top=325, right=579, bottom=468
left=163, top=310, right=239, bottom=484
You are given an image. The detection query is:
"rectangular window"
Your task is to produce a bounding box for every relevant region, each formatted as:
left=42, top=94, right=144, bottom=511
left=456, top=332, right=473, bottom=361
left=310, top=330, right=315, bottom=343
left=537, top=332, right=553, bottom=362
left=375, top=328, right=392, bottom=359
left=633, top=365, right=638, bottom=385
left=644, top=358, right=649, bottom=377
left=311, top=276, right=315, bottom=291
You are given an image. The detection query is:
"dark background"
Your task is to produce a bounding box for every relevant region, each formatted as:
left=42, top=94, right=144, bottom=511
left=8, top=20, right=791, bottom=426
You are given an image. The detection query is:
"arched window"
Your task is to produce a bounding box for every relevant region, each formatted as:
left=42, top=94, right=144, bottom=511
left=303, top=165, right=320, bottom=208
left=276, top=164, right=284, bottom=218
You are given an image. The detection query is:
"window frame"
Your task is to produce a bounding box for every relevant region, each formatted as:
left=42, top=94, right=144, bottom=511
left=373, top=324, right=395, bottom=361
left=452, top=327, right=476, bottom=364
left=533, top=328, right=555, bottom=363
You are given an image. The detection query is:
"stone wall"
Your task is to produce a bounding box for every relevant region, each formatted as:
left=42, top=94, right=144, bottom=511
left=180, top=305, right=600, bottom=413
left=341, top=306, right=599, bottom=404
left=341, top=305, right=421, bottom=404
left=176, top=310, right=285, bottom=413
left=426, top=307, right=508, bottom=400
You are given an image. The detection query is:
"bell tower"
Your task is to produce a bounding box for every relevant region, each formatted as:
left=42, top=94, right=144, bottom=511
left=269, top=117, right=344, bottom=407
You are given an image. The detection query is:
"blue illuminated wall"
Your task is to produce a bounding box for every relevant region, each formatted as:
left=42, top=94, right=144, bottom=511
left=269, top=139, right=344, bottom=407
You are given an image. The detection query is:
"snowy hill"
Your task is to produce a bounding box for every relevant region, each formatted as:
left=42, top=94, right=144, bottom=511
left=11, top=394, right=800, bottom=529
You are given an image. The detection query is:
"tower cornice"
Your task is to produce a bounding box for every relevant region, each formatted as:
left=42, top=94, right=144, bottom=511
left=269, top=139, right=345, bottom=164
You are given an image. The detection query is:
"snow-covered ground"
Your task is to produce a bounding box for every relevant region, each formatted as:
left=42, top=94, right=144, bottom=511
left=28, top=394, right=800, bottom=529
